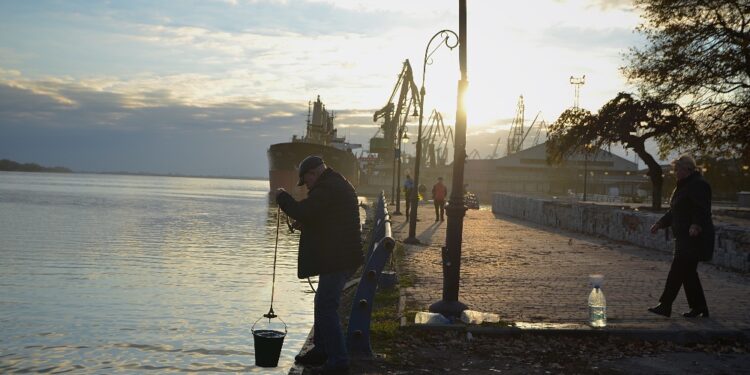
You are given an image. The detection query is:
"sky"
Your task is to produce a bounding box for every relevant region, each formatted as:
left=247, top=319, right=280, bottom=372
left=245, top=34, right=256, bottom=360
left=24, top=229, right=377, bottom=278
left=0, top=0, right=645, bottom=177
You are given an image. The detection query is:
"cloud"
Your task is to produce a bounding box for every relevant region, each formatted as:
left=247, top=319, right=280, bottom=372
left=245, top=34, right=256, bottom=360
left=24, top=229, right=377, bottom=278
left=589, top=0, right=634, bottom=11
left=0, top=0, right=652, bottom=174
left=0, top=76, right=324, bottom=176
left=535, top=25, right=642, bottom=52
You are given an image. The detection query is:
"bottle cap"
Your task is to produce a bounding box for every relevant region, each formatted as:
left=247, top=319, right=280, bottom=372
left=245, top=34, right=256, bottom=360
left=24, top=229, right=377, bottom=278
left=589, top=274, right=604, bottom=288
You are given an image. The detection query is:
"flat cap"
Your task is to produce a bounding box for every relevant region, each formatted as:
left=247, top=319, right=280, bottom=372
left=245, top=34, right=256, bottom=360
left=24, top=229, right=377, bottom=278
left=297, top=155, right=324, bottom=186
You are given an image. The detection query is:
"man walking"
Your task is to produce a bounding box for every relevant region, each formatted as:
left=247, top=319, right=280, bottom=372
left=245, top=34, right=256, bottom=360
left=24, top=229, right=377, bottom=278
left=432, top=176, right=448, bottom=221
left=275, top=155, right=362, bottom=375
left=647, top=154, right=714, bottom=319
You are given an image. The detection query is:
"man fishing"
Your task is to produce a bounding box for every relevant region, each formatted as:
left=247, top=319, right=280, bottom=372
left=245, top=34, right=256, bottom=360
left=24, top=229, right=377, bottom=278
left=275, top=155, right=362, bottom=375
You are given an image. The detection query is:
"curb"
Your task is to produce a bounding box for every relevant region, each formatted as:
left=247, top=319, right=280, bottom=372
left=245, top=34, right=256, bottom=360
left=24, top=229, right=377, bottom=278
left=399, top=322, right=750, bottom=343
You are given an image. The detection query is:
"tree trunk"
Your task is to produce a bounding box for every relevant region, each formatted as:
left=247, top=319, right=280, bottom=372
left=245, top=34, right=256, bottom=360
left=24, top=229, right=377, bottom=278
left=632, top=144, right=663, bottom=210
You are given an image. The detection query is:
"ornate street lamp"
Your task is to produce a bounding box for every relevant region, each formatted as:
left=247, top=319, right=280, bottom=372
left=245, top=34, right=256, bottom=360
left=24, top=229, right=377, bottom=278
left=404, top=29, right=459, bottom=244
left=429, top=0, right=469, bottom=317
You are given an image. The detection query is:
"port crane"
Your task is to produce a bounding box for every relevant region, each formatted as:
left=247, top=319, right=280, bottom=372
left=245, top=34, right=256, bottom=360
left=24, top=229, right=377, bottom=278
left=419, top=110, right=453, bottom=168
left=485, top=96, right=547, bottom=159
left=371, top=59, right=421, bottom=161
left=368, top=59, right=421, bottom=203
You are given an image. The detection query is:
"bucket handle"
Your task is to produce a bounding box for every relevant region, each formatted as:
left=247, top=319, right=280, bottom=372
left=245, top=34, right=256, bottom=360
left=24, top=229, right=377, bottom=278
left=251, top=314, right=288, bottom=335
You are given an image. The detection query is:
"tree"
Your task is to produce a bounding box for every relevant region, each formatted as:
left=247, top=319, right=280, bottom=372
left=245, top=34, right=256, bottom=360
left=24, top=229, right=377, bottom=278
left=623, top=0, right=750, bottom=161
left=547, top=92, right=697, bottom=209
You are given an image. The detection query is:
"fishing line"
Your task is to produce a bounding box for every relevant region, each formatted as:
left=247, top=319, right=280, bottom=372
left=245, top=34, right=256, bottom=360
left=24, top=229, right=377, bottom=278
left=307, top=277, right=317, bottom=294
left=264, top=205, right=282, bottom=319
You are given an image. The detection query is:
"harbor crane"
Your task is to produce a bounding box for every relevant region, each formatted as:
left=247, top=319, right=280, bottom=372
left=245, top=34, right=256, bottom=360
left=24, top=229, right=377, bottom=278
left=420, top=110, right=453, bottom=168
left=370, top=59, right=421, bottom=206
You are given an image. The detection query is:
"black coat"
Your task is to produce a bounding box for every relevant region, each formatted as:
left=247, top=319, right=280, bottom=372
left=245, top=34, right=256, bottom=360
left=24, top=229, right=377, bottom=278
left=657, top=171, right=715, bottom=261
left=277, top=168, right=363, bottom=278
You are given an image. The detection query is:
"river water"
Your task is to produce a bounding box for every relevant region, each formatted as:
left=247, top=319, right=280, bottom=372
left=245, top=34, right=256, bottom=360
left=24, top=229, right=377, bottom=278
left=0, top=172, right=342, bottom=373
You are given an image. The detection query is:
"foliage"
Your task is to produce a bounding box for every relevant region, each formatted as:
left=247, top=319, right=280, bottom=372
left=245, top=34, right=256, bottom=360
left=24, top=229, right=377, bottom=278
left=546, top=108, right=597, bottom=164
left=546, top=92, right=697, bottom=209
left=623, top=0, right=750, bottom=161
left=0, top=159, right=72, bottom=173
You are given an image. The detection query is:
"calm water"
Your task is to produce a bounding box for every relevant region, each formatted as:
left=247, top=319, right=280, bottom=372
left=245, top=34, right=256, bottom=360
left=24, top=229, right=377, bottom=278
left=0, top=172, right=333, bottom=373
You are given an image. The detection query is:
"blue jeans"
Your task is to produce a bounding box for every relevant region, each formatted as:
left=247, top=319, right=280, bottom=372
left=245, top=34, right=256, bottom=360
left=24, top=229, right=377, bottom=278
left=313, top=271, right=349, bottom=368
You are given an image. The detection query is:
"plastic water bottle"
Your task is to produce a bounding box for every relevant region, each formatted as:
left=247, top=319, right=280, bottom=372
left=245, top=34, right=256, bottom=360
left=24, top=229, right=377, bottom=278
left=588, top=274, right=607, bottom=328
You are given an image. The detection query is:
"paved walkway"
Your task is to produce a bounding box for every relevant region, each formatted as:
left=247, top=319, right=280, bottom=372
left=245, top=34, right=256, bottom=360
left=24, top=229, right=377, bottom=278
left=392, top=202, right=750, bottom=335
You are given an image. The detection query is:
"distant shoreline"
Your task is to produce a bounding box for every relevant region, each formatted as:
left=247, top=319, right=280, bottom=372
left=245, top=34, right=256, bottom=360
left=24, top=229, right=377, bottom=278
left=0, top=159, right=267, bottom=181
left=0, top=159, right=72, bottom=173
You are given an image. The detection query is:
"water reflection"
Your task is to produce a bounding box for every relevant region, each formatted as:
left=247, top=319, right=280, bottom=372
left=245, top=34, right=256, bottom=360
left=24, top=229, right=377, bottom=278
left=0, top=172, right=322, bottom=373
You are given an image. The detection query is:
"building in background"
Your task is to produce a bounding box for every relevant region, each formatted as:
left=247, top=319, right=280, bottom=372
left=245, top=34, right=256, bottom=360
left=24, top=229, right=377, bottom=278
left=464, top=142, right=643, bottom=202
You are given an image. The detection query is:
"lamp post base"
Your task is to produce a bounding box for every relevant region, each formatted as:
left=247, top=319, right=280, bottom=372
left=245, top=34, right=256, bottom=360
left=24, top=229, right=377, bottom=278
left=429, top=299, right=467, bottom=318
left=403, top=237, right=421, bottom=245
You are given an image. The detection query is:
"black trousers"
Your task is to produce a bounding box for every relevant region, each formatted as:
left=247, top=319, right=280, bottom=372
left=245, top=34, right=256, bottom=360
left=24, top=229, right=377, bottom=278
left=434, top=199, right=445, bottom=220
left=659, top=257, right=708, bottom=309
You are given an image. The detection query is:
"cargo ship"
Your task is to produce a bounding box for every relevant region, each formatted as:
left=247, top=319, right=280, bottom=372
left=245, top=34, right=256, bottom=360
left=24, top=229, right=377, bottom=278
left=267, top=96, right=360, bottom=198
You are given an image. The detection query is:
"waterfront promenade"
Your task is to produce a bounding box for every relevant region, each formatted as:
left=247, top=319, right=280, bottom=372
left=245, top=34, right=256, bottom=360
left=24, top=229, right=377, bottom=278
left=392, top=203, right=750, bottom=335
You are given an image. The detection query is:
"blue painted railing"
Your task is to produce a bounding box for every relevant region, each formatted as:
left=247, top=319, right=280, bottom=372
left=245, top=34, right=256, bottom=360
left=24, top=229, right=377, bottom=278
left=347, top=192, right=394, bottom=357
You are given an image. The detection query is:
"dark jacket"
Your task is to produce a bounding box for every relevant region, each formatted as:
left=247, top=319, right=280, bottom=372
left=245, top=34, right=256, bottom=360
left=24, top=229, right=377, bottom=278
left=657, top=171, right=715, bottom=261
left=276, top=168, right=363, bottom=278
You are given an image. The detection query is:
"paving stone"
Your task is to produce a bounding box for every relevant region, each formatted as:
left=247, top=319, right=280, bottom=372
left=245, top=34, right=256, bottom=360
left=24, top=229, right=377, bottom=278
left=392, top=204, right=750, bottom=332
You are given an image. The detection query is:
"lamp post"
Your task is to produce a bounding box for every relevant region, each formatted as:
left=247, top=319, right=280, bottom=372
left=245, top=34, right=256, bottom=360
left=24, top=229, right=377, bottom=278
left=429, top=0, right=469, bottom=317
left=404, top=29, right=459, bottom=244
left=583, top=148, right=589, bottom=201
left=393, top=126, right=409, bottom=215
left=583, top=143, right=593, bottom=201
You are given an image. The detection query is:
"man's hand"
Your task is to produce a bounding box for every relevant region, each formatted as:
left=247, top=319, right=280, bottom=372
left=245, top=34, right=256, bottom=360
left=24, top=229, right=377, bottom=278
left=650, top=222, right=661, bottom=234
left=689, top=224, right=702, bottom=237
left=291, top=220, right=303, bottom=231
left=274, top=188, right=286, bottom=200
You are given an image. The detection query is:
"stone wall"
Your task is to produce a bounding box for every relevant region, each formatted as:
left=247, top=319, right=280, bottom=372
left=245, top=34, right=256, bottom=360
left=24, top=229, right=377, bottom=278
left=492, top=193, right=750, bottom=273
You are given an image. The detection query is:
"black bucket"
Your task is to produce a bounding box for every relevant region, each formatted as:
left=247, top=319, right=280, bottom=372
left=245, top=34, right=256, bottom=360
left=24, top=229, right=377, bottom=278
left=252, top=315, right=287, bottom=368
left=252, top=329, right=286, bottom=367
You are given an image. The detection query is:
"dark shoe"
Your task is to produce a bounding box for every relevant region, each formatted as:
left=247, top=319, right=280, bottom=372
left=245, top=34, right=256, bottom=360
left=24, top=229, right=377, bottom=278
left=294, top=350, right=327, bottom=366
left=311, top=364, right=349, bottom=375
left=683, top=307, right=709, bottom=318
left=648, top=303, right=672, bottom=317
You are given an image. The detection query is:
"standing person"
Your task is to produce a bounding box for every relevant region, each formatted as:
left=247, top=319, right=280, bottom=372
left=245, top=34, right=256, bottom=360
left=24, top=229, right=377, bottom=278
left=432, top=177, right=448, bottom=222
left=275, top=155, right=362, bottom=375
left=418, top=183, right=427, bottom=203
left=648, top=155, right=714, bottom=318
left=403, top=174, right=414, bottom=218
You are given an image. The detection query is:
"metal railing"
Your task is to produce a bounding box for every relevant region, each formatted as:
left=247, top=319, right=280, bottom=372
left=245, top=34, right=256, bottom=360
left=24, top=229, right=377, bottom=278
left=346, top=191, right=394, bottom=357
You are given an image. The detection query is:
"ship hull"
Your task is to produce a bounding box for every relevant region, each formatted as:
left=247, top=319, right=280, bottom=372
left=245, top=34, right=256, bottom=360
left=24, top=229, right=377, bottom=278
left=268, top=142, right=359, bottom=198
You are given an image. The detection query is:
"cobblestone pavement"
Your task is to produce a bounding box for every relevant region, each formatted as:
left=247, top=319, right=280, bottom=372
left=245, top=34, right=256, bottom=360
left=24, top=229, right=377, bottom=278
left=392, top=203, right=750, bottom=333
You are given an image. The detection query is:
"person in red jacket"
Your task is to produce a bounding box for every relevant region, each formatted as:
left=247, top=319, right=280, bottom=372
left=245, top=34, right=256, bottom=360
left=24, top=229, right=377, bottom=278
left=431, top=177, right=448, bottom=221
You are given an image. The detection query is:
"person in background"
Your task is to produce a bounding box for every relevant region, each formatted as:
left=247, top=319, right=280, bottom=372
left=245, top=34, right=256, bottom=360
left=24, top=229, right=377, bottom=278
left=432, top=177, right=448, bottom=222
left=403, top=174, right=414, bottom=218
left=648, top=154, right=714, bottom=319
left=275, top=155, right=362, bottom=375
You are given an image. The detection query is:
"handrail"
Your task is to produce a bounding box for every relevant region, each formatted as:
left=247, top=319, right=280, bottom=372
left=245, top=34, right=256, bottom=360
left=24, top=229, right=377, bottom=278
left=347, top=191, right=394, bottom=357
